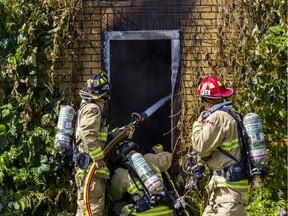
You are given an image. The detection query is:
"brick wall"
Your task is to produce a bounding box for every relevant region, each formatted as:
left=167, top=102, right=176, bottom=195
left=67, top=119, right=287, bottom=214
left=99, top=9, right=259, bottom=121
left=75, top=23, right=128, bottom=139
left=54, top=0, right=225, bottom=146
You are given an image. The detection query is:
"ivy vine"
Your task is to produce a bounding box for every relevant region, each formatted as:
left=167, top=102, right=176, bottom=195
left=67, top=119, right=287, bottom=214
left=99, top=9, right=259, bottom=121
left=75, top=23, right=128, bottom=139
left=0, top=0, right=287, bottom=215
left=0, top=0, right=83, bottom=215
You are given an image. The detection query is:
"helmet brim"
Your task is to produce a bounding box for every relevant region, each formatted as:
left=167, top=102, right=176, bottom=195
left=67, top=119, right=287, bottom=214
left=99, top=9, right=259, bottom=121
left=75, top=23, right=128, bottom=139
left=220, top=87, right=234, bottom=97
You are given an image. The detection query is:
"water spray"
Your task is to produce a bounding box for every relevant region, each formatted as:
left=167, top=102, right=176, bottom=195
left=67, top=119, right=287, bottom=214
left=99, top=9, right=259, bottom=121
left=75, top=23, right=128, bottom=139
left=131, top=95, right=170, bottom=125
left=144, top=95, right=170, bottom=117
left=104, top=94, right=171, bottom=155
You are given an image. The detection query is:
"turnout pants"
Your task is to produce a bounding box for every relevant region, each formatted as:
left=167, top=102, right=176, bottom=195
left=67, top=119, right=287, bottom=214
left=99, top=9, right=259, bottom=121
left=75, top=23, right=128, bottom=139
left=75, top=167, right=105, bottom=216
left=203, top=187, right=247, bottom=216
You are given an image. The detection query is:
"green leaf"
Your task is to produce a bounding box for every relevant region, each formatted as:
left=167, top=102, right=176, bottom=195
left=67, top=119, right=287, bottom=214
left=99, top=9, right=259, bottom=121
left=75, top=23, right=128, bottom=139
left=278, top=109, right=286, bottom=120
left=269, top=25, right=282, bottom=35
left=1, top=109, right=10, bottom=118
left=47, top=26, right=61, bottom=34
left=40, top=155, right=48, bottom=164
left=0, top=171, right=4, bottom=184
left=0, top=125, right=6, bottom=133
left=31, top=163, right=50, bottom=175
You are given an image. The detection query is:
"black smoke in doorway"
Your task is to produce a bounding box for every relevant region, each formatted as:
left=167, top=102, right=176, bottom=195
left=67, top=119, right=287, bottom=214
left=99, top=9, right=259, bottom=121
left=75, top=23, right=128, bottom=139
left=109, top=39, right=172, bottom=153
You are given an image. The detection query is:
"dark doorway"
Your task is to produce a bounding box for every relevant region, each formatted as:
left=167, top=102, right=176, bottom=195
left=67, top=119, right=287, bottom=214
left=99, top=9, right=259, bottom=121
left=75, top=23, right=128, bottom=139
left=109, top=40, right=171, bottom=153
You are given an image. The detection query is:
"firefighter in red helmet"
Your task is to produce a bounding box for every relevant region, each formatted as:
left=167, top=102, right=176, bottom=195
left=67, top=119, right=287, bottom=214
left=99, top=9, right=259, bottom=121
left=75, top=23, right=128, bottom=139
left=197, top=76, right=234, bottom=102
left=191, top=76, right=249, bottom=216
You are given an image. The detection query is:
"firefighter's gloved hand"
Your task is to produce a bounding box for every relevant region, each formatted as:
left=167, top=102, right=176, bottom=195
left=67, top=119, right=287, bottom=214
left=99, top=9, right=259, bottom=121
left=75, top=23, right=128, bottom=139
left=197, top=111, right=206, bottom=121
left=74, top=152, right=91, bottom=169
left=252, top=167, right=268, bottom=178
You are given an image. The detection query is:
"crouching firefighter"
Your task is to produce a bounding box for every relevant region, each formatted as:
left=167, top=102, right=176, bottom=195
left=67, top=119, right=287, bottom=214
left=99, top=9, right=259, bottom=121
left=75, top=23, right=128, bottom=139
left=74, top=71, right=111, bottom=216
left=108, top=141, right=176, bottom=216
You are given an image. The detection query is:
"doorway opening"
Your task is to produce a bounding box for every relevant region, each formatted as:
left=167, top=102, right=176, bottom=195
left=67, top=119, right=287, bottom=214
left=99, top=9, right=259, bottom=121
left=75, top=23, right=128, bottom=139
left=103, top=30, right=180, bottom=153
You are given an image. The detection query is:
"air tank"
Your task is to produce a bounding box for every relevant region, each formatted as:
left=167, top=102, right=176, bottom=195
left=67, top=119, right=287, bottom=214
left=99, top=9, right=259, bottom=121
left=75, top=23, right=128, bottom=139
left=130, top=152, right=163, bottom=194
left=243, top=113, right=268, bottom=167
left=54, top=105, right=76, bottom=152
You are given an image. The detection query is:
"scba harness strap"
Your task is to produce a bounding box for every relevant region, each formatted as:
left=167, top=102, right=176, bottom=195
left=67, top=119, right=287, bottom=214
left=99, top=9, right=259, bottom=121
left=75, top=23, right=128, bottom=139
left=72, top=100, right=109, bottom=169
left=121, top=162, right=153, bottom=213
left=202, top=102, right=251, bottom=181
left=120, top=162, right=175, bottom=214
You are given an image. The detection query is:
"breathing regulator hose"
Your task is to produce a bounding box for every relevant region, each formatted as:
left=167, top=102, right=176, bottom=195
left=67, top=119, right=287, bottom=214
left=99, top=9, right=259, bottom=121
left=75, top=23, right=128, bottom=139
left=182, top=151, right=205, bottom=179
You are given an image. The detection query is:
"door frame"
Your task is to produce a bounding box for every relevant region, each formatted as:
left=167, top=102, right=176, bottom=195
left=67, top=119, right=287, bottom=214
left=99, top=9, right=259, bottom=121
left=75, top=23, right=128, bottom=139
left=103, top=30, right=181, bottom=151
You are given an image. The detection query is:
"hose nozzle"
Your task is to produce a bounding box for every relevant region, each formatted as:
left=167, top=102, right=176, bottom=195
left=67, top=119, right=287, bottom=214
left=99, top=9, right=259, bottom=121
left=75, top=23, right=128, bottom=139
left=131, top=112, right=148, bottom=126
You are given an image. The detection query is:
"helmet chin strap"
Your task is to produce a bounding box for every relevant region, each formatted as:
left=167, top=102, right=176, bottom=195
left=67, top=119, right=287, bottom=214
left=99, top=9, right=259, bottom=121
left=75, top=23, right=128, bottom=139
left=202, top=97, right=225, bottom=104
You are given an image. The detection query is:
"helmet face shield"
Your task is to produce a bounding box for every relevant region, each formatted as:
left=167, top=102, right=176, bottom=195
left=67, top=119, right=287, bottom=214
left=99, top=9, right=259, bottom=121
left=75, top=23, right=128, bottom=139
left=197, top=76, right=234, bottom=99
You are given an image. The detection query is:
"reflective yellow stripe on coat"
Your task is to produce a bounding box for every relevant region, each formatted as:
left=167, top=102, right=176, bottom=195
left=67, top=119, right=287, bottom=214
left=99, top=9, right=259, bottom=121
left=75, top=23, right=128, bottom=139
left=89, top=146, right=104, bottom=161
left=208, top=176, right=249, bottom=201
left=124, top=204, right=135, bottom=213
left=95, top=166, right=110, bottom=176
left=220, top=138, right=240, bottom=151
left=97, top=131, right=107, bottom=142
left=192, top=122, right=203, bottom=133
left=127, top=180, right=143, bottom=194
left=156, top=173, right=164, bottom=190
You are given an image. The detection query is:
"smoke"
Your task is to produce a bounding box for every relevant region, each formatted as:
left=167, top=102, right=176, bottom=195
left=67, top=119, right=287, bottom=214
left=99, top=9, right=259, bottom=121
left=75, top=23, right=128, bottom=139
left=109, top=39, right=173, bottom=151
left=144, top=95, right=170, bottom=117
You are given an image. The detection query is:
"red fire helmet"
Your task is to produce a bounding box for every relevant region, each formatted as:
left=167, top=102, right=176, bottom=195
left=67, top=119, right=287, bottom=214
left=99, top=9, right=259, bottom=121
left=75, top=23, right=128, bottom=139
left=197, top=76, right=234, bottom=99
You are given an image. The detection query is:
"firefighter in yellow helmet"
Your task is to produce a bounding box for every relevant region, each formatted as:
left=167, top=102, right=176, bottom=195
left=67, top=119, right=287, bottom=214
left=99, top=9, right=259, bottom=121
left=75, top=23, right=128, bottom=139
left=108, top=142, right=175, bottom=216
left=191, top=76, right=249, bottom=216
left=74, top=71, right=111, bottom=216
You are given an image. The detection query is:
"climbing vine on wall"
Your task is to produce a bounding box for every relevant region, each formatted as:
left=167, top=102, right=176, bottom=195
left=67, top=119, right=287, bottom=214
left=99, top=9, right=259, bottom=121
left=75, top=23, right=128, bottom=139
left=181, top=0, right=287, bottom=215
left=0, top=0, right=287, bottom=215
left=213, top=0, right=287, bottom=141
left=0, top=0, right=84, bottom=215
left=213, top=1, right=287, bottom=214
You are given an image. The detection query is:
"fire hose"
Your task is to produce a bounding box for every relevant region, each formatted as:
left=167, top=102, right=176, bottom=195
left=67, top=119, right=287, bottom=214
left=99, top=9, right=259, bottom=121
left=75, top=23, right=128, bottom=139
left=84, top=112, right=146, bottom=216
left=84, top=95, right=170, bottom=216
